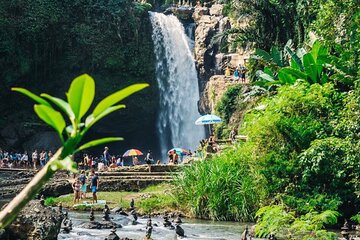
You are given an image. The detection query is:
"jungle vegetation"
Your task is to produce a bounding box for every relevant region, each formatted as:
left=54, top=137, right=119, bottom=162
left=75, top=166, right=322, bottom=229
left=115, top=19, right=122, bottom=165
left=175, top=0, right=360, bottom=238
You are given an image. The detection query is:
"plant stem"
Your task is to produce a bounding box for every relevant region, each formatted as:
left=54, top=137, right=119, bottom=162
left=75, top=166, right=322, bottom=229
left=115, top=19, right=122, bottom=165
left=0, top=148, right=63, bottom=229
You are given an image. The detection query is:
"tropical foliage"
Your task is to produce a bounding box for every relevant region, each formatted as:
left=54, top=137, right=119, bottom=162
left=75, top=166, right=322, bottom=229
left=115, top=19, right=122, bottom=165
left=255, top=205, right=339, bottom=239
left=254, top=41, right=331, bottom=87
left=215, top=84, right=242, bottom=124
left=174, top=145, right=266, bottom=221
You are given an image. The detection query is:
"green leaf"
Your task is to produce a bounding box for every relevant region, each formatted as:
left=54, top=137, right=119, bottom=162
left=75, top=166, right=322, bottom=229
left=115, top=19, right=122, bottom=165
left=270, top=47, right=283, bottom=67
left=290, top=58, right=300, bottom=70
left=254, top=48, right=272, bottom=62
left=303, top=53, right=319, bottom=83
left=41, top=93, right=75, bottom=122
left=34, top=105, right=65, bottom=142
left=257, top=70, right=275, bottom=82
left=278, top=70, right=296, bottom=84
left=67, top=74, right=95, bottom=121
left=93, top=84, right=149, bottom=117
left=76, top=137, right=123, bottom=152
left=285, top=46, right=303, bottom=71
left=12, top=88, right=51, bottom=107
left=281, top=67, right=308, bottom=81
left=311, top=40, right=328, bottom=63
left=85, top=104, right=126, bottom=128
left=263, top=67, right=274, bottom=77
left=311, top=41, right=321, bottom=61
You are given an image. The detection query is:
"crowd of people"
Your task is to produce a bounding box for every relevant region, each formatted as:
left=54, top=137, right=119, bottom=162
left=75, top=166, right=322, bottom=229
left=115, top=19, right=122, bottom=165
left=0, top=149, right=54, bottom=169
left=0, top=144, right=206, bottom=170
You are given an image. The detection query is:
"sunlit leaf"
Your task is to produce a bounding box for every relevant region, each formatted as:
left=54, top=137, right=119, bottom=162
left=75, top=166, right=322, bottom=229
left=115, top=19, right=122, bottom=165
left=85, top=104, right=126, bottom=128
left=257, top=70, right=275, bottom=82
left=41, top=93, right=75, bottom=122
left=76, top=137, right=123, bottom=152
left=93, top=84, right=148, bottom=117
left=50, top=157, right=78, bottom=173
left=67, top=74, right=95, bottom=121
left=12, top=88, right=51, bottom=107
left=34, top=105, right=65, bottom=141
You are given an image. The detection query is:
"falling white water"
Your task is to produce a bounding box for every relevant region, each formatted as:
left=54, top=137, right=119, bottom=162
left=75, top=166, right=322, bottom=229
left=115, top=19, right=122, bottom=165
left=149, top=12, right=205, bottom=160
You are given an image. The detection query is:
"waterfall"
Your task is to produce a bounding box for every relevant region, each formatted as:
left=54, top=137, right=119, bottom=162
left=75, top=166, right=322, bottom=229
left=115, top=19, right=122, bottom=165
left=149, top=12, right=205, bottom=160
left=184, top=22, right=196, bottom=50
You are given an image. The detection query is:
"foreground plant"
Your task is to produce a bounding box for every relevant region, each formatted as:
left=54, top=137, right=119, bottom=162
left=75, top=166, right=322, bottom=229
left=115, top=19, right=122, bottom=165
left=0, top=74, right=148, bottom=228
left=255, top=205, right=339, bottom=239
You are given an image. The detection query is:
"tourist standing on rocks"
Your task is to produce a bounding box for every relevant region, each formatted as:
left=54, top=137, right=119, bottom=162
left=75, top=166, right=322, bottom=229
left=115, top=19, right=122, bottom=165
left=20, top=151, right=29, bottom=167
left=79, top=170, right=87, bottom=199
left=233, top=67, right=240, bottom=81
left=32, top=149, right=38, bottom=170
left=145, top=150, right=154, bottom=165
left=146, top=150, right=154, bottom=172
left=39, top=150, right=46, bottom=168
left=48, top=150, right=53, bottom=162
left=103, top=146, right=111, bottom=166
left=225, top=66, right=231, bottom=76
left=240, top=64, right=246, bottom=83
left=83, top=154, right=89, bottom=170
left=87, top=155, right=93, bottom=169
left=173, top=151, right=179, bottom=164
left=72, top=178, right=81, bottom=204
left=90, top=169, right=99, bottom=203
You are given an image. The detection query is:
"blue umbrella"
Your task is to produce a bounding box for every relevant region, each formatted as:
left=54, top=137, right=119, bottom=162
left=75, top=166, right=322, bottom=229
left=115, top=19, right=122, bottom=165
left=195, top=114, right=222, bottom=133
left=195, top=114, right=222, bottom=125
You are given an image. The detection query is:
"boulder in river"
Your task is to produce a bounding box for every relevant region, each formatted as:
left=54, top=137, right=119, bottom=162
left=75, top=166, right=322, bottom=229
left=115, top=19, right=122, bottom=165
left=2, top=200, right=62, bottom=239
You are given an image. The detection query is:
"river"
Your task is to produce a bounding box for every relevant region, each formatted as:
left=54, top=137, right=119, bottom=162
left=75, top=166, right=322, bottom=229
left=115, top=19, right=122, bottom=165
left=58, top=210, right=253, bottom=240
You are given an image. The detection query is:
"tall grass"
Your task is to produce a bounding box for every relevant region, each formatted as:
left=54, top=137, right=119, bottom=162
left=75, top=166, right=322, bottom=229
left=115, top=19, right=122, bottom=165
left=174, top=144, right=267, bottom=221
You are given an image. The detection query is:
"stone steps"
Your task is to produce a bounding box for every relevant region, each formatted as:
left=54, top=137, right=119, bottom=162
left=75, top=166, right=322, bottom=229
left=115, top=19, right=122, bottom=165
left=98, top=171, right=177, bottom=176
left=101, top=175, right=174, bottom=179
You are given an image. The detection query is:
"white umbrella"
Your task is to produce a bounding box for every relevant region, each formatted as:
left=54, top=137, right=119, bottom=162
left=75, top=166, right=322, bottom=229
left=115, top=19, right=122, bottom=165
left=195, top=114, right=222, bottom=133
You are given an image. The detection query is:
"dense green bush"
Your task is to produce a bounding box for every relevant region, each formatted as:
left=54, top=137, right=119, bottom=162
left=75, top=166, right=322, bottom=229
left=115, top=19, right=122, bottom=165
left=174, top=145, right=266, bottom=221
left=242, top=82, right=342, bottom=193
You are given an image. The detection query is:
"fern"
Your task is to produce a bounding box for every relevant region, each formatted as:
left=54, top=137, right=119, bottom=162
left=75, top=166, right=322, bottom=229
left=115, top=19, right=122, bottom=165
left=256, top=205, right=339, bottom=239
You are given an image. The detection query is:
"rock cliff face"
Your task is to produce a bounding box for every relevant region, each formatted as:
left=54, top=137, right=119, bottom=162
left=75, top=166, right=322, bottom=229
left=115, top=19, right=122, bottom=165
left=193, top=4, right=231, bottom=114
left=199, top=75, right=239, bottom=113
